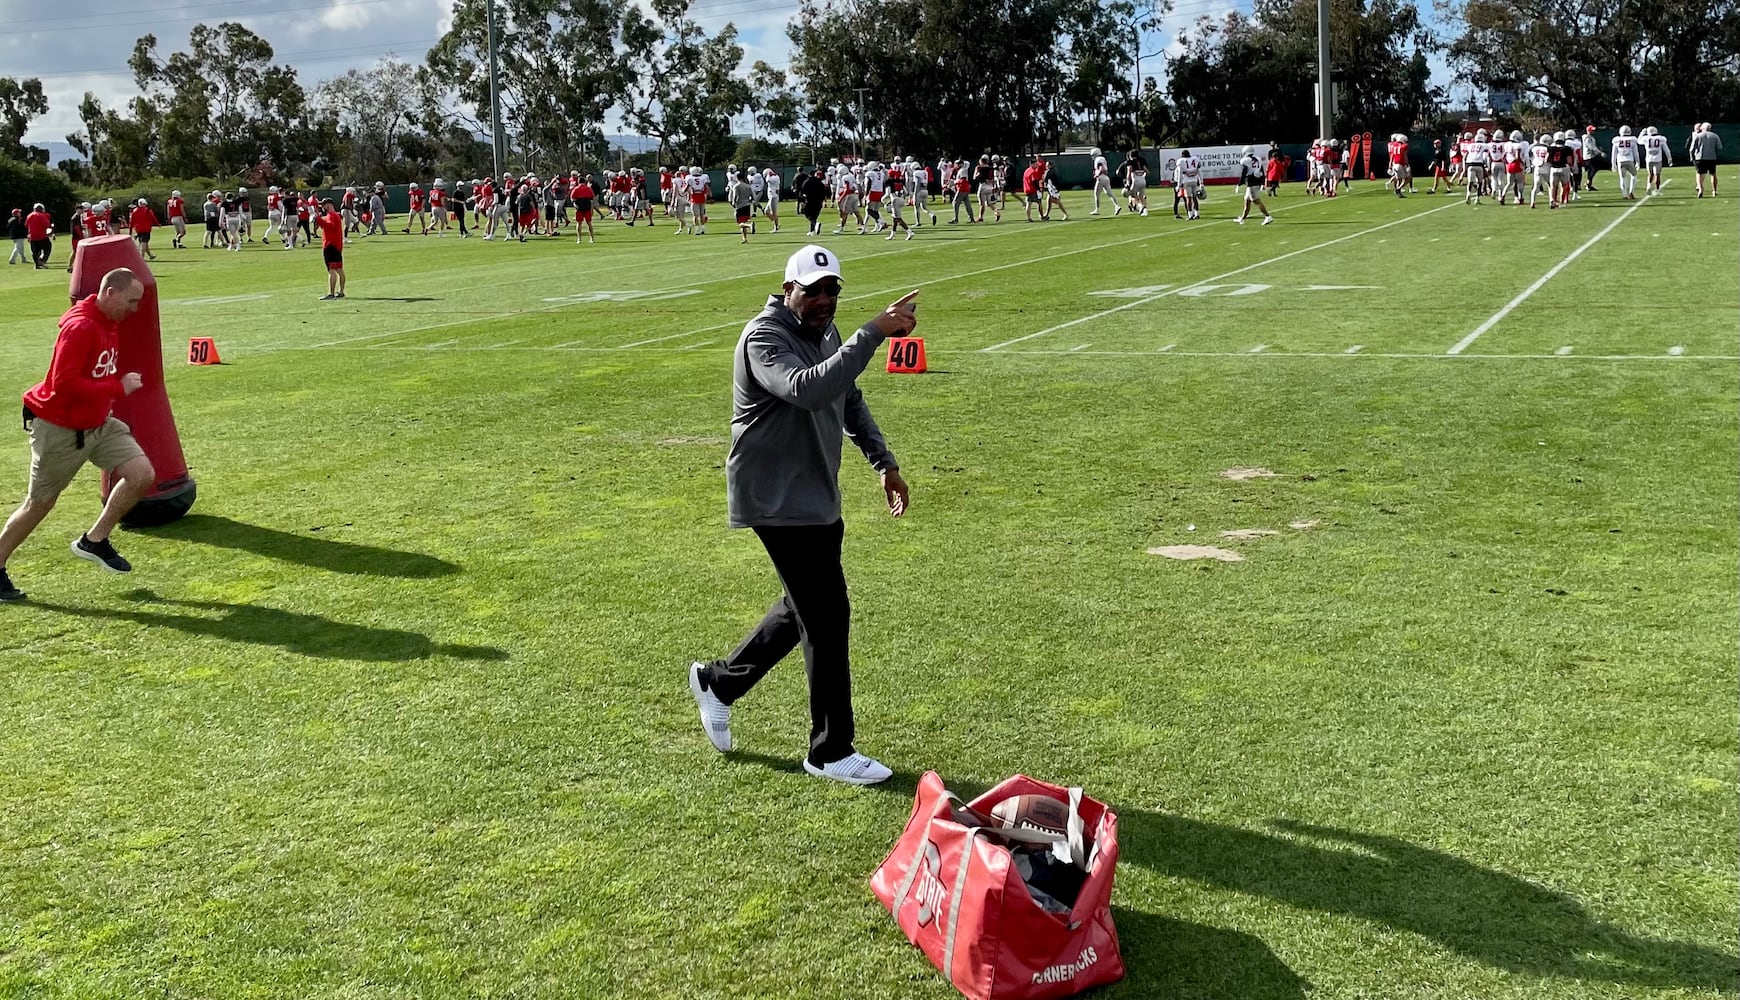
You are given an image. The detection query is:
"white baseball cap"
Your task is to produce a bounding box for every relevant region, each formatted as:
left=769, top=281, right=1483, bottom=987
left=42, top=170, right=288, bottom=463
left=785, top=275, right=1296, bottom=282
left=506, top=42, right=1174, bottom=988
left=784, top=244, right=844, bottom=287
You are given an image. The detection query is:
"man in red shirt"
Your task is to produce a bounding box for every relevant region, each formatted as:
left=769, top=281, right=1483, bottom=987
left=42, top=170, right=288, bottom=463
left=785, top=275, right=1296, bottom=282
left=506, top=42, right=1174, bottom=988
left=25, top=203, right=54, bottom=268
left=128, top=199, right=159, bottom=261
left=0, top=268, right=154, bottom=601
left=317, top=198, right=347, bottom=300
left=1022, top=159, right=1044, bottom=222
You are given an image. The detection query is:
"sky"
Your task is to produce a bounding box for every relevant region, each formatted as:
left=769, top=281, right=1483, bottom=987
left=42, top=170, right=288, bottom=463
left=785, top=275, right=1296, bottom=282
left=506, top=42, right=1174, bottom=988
left=6, top=0, right=1457, bottom=152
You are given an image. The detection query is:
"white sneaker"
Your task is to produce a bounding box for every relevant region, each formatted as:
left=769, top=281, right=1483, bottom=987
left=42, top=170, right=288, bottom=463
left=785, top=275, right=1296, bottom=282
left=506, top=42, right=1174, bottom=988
left=804, top=752, right=892, bottom=785
left=1261, top=215, right=1274, bottom=225
left=1235, top=216, right=1245, bottom=225
left=689, top=662, right=732, bottom=752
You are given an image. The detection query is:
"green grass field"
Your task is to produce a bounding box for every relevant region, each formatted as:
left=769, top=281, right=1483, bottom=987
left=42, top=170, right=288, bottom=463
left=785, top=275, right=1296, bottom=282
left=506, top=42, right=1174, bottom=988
left=2, top=168, right=1736, bottom=1000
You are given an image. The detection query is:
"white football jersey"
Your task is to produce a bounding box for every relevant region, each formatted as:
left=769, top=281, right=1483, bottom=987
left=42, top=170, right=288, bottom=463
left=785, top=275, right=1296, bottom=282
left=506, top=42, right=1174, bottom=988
left=1611, top=135, right=1638, bottom=163
left=1093, top=155, right=1108, bottom=177
left=1643, top=135, right=1667, bottom=161
left=1531, top=143, right=1549, bottom=168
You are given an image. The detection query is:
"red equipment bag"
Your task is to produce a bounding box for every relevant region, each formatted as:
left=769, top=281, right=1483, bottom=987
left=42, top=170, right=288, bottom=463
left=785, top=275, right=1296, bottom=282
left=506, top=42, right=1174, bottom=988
left=871, top=771, right=1124, bottom=999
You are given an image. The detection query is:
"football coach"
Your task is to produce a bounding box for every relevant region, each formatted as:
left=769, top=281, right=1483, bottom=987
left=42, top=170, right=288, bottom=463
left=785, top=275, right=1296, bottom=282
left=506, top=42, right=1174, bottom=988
left=690, top=244, right=919, bottom=785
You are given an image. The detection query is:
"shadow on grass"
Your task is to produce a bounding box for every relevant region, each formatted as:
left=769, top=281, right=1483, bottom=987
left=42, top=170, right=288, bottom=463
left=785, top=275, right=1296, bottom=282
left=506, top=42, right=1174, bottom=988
left=28, top=590, right=507, bottom=662
left=141, top=515, right=459, bottom=578
left=1106, top=907, right=1308, bottom=1000
left=343, top=296, right=441, bottom=302
left=726, top=756, right=1735, bottom=992
left=1116, top=811, right=1737, bottom=993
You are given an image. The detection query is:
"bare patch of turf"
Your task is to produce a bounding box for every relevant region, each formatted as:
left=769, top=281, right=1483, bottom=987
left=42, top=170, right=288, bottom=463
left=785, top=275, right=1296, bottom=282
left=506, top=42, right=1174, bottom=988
left=1147, top=545, right=1244, bottom=561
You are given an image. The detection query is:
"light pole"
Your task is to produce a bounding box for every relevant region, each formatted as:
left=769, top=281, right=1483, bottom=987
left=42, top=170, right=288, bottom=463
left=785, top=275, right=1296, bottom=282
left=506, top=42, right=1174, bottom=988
left=1316, top=0, right=1332, bottom=140
left=486, top=0, right=506, bottom=176
left=853, top=86, right=870, bottom=161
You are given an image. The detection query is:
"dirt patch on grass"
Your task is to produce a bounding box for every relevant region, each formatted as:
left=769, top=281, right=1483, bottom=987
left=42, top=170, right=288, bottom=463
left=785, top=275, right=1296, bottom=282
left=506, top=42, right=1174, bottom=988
left=657, top=436, right=727, bottom=446
left=1147, top=545, right=1244, bottom=562
left=1220, top=529, right=1279, bottom=540
left=960, top=289, right=989, bottom=300
left=1220, top=467, right=1279, bottom=480
left=1289, top=519, right=1320, bottom=530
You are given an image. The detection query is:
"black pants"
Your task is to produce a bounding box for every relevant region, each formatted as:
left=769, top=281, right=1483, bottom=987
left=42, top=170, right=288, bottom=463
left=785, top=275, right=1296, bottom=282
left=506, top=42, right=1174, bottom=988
left=703, top=519, right=854, bottom=765
left=456, top=207, right=469, bottom=236
left=30, top=238, right=51, bottom=266
left=801, top=202, right=822, bottom=229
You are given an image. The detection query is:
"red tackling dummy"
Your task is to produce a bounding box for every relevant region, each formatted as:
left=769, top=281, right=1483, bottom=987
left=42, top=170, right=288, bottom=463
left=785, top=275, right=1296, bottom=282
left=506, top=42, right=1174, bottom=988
left=69, top=235, right=197, bottom=525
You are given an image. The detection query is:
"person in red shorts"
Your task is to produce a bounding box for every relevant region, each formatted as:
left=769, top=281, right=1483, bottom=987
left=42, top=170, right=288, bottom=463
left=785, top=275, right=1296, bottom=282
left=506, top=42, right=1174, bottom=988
left=572, top=174, right=597, bottom=245
left=0, top=268, right=155, bottom=601
left=317, top=198, right=346, bottom=300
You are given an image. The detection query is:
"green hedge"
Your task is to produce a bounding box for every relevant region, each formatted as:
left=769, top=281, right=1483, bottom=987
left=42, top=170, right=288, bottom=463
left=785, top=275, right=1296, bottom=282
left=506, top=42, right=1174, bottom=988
left=0, top=157, right=79, bottom=226
left=78, top=175, right=235, bottom=216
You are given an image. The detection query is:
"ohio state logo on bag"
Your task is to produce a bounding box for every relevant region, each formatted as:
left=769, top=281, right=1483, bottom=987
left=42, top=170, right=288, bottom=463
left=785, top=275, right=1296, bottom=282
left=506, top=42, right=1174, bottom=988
left=912, top=840, right=947, bottom=927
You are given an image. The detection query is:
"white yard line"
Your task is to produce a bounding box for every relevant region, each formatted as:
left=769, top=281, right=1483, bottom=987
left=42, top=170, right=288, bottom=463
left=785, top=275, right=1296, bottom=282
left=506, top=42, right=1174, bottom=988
left=1247, top=344, right=1269, bottom=353
left=982, top=200, right=1459, bottom=352
left=311, top=344, right=1740, bottom=361
left=275, top=214, right=1091, bottom=353
left=630, top=190, right=1355, bottom=349
left=1668, top=345, right=1685, bottom=356
left=1447, top=181, right=1667, bottom=355
left=986, top=348, right=1738, bottom=361
left=1069, top=343, right=1092, bottom=352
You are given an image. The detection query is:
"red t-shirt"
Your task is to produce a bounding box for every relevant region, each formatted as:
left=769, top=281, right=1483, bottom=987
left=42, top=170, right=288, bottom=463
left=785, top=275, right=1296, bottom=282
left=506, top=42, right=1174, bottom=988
left=1022, top=165, right=1041, bottom=195
left=430, top=189, right=445, bottom=208
left=22, top=296, right=125, bottom=431
left=409, top=188, right=424, bottom=211
left=573, top=182, right=595, bottom=202
left=318, top=211, right=344, bottom=249
left=1388, top=140, right=1407, bottom=164
left=129, top=206, right=156, bottom=233
left=166, top=197, right=185, bottom=219
left=25, top=210, right=52, bottom=241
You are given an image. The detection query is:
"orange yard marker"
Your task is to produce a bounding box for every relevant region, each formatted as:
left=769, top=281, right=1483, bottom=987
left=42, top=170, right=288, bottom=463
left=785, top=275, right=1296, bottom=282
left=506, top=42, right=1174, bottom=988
left=187, top=337, right=221, bottom=365
left=886, top=337, right=927, bottom=374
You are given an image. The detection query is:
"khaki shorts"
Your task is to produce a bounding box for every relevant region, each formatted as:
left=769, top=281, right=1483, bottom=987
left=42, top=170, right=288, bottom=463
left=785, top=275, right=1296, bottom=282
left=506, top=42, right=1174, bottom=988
left=28, top=415, right=145, bottom=502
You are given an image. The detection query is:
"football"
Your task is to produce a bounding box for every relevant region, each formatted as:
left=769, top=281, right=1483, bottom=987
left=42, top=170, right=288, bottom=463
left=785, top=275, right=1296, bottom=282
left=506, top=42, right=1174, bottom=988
left=988, top=794, right=1071, bottom=836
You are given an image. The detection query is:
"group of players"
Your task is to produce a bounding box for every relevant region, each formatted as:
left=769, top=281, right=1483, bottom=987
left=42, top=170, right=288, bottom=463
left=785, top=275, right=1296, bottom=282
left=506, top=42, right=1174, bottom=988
left=46, top=125, right=1726, bottom=274
left=1443, top=125, right=1682, bottom=208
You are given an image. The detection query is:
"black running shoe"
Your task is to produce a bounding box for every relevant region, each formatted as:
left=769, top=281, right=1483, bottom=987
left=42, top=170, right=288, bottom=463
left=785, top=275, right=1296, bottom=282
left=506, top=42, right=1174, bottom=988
left=0, top=567, right=24, bottom=602
left=72, top=534, right=132, bottom=573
